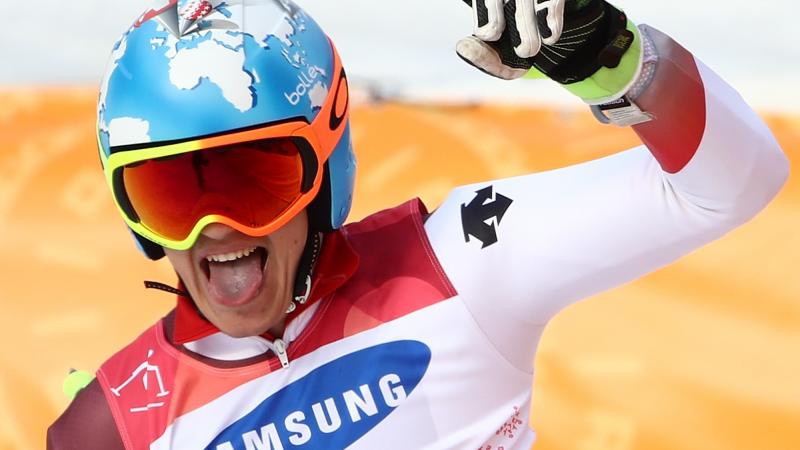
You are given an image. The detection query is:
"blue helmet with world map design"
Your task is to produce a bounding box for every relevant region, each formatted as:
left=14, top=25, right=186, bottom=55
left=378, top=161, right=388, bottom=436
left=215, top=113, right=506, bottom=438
left=97, top=0, right=355, bottom=260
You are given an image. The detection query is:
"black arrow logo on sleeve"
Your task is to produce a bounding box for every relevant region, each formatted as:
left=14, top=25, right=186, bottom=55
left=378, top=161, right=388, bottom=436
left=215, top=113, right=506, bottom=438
left=460, top=185, right=513, bottom=249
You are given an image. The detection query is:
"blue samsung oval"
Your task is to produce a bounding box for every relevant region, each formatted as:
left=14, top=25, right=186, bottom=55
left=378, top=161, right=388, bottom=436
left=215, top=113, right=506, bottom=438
left=206, top=340, right=432, bottom=450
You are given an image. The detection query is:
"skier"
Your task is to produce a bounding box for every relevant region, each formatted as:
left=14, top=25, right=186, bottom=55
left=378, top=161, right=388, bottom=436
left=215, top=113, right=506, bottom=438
left=48, top=0, right=788, bottom=448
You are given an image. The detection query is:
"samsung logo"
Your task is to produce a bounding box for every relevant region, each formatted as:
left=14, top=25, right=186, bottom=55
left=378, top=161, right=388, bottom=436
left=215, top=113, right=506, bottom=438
left=206, top=340, right=432, bottom=450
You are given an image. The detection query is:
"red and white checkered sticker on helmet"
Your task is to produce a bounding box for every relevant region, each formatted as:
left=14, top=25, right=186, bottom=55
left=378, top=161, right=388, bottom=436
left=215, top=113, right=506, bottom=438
left=178, top=0, right=213, bottom=21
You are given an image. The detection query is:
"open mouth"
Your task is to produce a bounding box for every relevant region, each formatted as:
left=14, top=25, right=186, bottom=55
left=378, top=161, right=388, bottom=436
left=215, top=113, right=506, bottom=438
left=200, top=246, right=270, bottom=307
left=200, top=246, right=269, bottom=280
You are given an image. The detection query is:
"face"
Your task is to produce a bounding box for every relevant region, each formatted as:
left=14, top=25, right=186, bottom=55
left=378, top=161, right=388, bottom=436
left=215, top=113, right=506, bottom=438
left=164, top=211, right=309, bottom=338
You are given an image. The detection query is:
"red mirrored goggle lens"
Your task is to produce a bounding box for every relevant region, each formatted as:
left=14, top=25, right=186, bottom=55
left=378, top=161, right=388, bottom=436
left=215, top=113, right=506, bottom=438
left=119, top=138, right=314, bottom=241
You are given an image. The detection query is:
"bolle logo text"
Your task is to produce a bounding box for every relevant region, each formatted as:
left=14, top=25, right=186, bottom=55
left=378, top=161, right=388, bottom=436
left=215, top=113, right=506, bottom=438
left=206, top=340, right=431, bottom=450
left=284, top=66, right=325, bottom=106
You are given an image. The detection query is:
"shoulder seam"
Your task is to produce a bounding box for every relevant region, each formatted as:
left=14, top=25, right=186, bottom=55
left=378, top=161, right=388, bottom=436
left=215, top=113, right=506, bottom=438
left=409, top=200, right=458, bottom=298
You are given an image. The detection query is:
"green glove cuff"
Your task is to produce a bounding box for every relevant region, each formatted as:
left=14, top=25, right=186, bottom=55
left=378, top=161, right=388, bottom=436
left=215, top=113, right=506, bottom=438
left=63, top=369, right=95, bottom=401
left=525, top=20, right=642, bottom=105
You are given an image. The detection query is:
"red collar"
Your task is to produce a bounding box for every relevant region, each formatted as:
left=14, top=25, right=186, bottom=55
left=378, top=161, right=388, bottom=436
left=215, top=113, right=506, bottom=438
left=172, top=230, right=359, bottom=345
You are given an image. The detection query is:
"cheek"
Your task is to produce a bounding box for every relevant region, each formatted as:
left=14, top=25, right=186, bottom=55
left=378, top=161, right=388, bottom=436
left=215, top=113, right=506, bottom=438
left=164, top=250, right=199, bottom=286
left=281, top=214, right=309, bottom=256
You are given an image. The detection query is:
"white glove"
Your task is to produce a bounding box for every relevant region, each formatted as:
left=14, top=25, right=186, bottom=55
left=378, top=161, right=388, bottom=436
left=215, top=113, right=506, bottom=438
left=455, top=0, right=641, bottom=107
left=469, top=0, right=567, bottom=58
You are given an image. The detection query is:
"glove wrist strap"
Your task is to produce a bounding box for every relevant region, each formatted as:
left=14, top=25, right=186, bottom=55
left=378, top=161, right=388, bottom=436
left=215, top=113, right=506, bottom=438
left=590, top=24, right=659, bottom=126
left=560, top=18, right=643, bottom=104
left=524, top=2, right=643, bottom=104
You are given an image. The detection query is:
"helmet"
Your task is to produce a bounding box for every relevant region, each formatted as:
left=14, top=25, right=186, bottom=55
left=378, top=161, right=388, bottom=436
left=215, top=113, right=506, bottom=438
left=97, top=0, right=355, bottom=260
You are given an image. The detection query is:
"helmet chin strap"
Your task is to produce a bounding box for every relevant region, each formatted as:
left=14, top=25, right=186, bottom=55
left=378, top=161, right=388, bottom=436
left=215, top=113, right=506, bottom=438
left=286, top=230, right=322, bottom=314
left=144, top=280, right=190, bottom=297
left=143, top=229, right=323, bottom=316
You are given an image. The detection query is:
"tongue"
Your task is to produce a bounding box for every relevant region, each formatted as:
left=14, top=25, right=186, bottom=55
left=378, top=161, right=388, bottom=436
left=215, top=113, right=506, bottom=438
left=207, top=252, right=264, bottom=307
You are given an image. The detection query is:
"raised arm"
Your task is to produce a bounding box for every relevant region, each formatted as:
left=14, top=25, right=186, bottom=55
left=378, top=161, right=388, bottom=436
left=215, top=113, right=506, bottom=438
left=424, top=25, right=789, bottom=372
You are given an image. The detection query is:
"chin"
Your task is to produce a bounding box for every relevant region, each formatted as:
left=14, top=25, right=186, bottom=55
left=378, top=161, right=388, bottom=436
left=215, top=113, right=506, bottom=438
left=205, top=289, right=288, bottom=338
left=219, top=322, right=271, bottom=339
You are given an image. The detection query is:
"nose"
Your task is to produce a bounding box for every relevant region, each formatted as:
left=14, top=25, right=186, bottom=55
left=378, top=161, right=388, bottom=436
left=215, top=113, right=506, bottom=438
left=200, top=222, right=238, bottom=240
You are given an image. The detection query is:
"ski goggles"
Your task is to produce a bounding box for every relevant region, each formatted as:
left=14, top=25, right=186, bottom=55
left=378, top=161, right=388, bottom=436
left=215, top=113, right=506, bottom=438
left=103, top=57, right=349, bottom=251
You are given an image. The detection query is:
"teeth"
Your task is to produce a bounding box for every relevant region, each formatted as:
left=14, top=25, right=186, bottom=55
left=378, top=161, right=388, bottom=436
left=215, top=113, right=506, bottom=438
left=207, top=246, right=258, bottom=263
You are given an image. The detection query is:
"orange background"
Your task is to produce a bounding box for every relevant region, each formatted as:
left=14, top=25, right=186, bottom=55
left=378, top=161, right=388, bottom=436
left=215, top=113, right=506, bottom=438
left=0, top=88, right=798, bottom=449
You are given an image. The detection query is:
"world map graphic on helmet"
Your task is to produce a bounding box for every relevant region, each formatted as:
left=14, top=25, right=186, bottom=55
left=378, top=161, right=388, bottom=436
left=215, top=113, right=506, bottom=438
left=98, top=0, right=334, bottom=154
